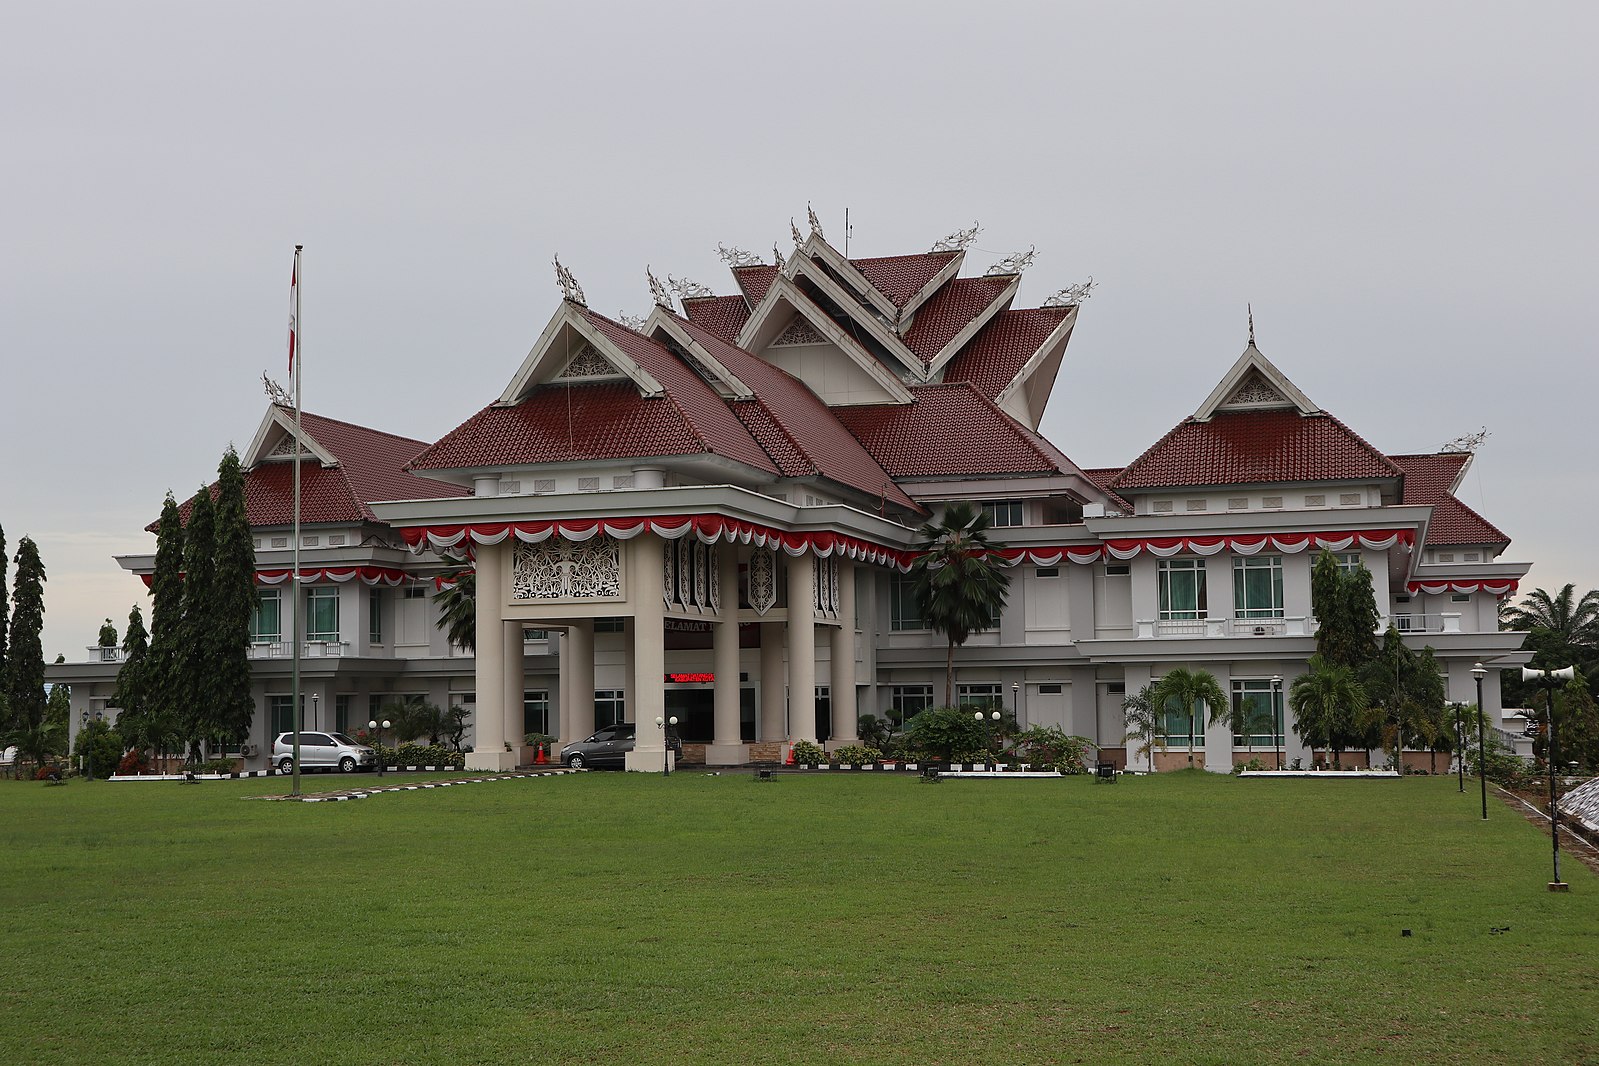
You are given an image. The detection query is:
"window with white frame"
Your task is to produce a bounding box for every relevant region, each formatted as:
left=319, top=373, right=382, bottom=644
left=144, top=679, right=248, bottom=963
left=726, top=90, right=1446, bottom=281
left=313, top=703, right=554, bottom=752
left=305, top=587, right=340, bottom=642
left=524, top=690, right=551, bottom=736
left=1232, top=555, right=1284, bottom=619
left=957, top=683, right=1004, bottom=712
left=1334, top=552, right=1363, bottom=574
left=251, top=589, right=282, bottom=643
left=368, top=588, right=384, bottom=644
left=594, top=689, right=626, bottom=728
left=1230, top=679, right=1283, bottom=748
left=890, top=573, right=926, bottom=631
left=1157, top=689, right=1209, bottom=748
left=890, top=685, right=934, bottom=723
left=980, top=500, right=1024, bottom=527
left=1158, top=558, right=1207, bottom=620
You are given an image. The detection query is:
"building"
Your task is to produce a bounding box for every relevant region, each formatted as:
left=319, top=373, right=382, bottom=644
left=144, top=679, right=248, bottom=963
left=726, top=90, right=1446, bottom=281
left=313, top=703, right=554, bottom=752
left=52, top=220, right=1531, bottom=772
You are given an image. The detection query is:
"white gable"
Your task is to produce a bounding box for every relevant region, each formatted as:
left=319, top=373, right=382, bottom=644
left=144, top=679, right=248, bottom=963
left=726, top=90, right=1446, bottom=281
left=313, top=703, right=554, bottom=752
left=496, top=303, right=665, bottom=406
left=1192, top=344, right=1319, bottom=422
left=242, top=406, right=338, bottom=469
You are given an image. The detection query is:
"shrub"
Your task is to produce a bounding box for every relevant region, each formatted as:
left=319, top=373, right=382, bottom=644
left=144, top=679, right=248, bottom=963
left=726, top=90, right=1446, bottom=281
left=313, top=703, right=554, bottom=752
left=35, top=765, right=64, bottom=782
left=72, top=719, right=123, bottom=779
left=1232, top=756, right=1267, bottom=775
left=903, top=706, right=992, bottom=761
left=789, top=740, right=827, bottom=766
left=1011, top=726, right=1094, bottom=773
left=374, top=743, right=465, bottom=769
left=194, top=758, right=238, bottom=775
left=1464, top=736, right=1532, bottom=790
left=831, top=744, right=883, bottom=765
left=117, top=749, right=151, bottom=776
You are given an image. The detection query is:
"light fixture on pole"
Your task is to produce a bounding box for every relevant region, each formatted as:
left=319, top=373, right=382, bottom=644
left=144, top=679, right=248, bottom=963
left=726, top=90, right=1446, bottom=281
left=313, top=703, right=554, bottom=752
left=311, top=692, right=320, bottom=731
left=1271, top=675, right=1283, bottom=771
left=1472, top=662, right=1488, bottom=820
left=655, top=715, right=678, bottom=775
left=369, top=718, right=391, bottom=777
left=1011, top=681, right=1020, bottom=728
left=1521, top=665, right=1575, bottom=891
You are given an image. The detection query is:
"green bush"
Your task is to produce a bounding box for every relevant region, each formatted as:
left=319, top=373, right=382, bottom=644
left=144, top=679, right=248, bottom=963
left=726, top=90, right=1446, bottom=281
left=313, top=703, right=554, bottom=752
left=789, top=740, right=827, bottom=766
left=831, top=745, right=883, bottom=765
left=375, top=743, right=465, bottom=769
left=1232, top=756, right=1268, bottom=776
left=1010, top=726, right=1094, bottom=773
left=1464, top=736, right=1532, bottom=790
left=72, top=720, right=123, bottom=778
left=903, top=706, right=993, bottom=761
left=193, top=758, right=238, bottom=775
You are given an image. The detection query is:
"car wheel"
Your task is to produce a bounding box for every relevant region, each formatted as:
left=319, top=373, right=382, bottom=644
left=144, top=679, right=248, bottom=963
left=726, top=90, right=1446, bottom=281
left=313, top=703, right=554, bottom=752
left=339, top=756, right=356, bottom=773
left=567, top=753, right=586, bottom=770
left=277, top=757, right=294, bottom=774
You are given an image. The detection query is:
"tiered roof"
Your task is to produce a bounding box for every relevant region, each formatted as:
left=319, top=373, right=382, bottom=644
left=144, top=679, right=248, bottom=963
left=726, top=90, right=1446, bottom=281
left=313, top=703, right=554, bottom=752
left=1390, top=453, right=1510, bottom=547
left=834, top=384, right=1072, bottom=479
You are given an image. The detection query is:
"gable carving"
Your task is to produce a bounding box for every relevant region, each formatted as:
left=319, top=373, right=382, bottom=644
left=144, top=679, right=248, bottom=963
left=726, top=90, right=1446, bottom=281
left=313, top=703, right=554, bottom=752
left=554, top=342, right=617, bottom=380
left=1222, top=370, right=1287, bottom=408
left=770, top=316, right=826, bottom=347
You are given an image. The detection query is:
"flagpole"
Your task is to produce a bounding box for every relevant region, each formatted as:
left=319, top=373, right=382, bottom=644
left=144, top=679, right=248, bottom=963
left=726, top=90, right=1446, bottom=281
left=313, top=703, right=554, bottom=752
left=290, top=244, right=303, bottom=797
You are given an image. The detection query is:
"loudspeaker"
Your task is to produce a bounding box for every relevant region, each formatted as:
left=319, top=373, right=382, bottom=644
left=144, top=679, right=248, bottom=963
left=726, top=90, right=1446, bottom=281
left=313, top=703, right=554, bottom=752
left=1522, top=666, right=1576, bottom=683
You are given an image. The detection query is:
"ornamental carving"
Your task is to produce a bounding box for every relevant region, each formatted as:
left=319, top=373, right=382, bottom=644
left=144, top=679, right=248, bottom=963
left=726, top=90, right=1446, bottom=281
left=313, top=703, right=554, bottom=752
left=662, top=543, right=675, bottom=605
left=268, top=433, right=304, bottom=458
left=812, top=558, right=821, bottom=615
left=827, top=558, right=840, bottom=614
left=708, top=545, right=720, bottom=612
left=677, top=538, right=694, bottom=607
left=556, top=343, right=613, bottom=379
left=772, top=316, right=825, bottom=347
left=513, top=537, right=620, bottom=601
left=693, top=542, right=708, bottom=608
left=1225, top=371, right=1284, bottom=406
left=748, top=546, right=776, bottom=615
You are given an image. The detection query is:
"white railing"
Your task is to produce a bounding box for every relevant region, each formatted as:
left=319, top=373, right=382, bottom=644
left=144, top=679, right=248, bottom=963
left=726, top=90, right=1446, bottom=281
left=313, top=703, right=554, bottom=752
left=1137, top=616, right=1310, bottom=639
left=85, top=645, right=126, bottom=663
left=247, top=641, right=289, bottom=659
left=1391, top=613, right=1462, bottom=634
left=303, top=640, right=350, bottom=658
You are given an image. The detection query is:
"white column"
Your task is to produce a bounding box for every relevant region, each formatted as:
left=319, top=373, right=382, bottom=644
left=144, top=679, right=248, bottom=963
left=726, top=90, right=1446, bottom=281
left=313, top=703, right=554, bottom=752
left=829, top=560, right=857, bottom=745
left=557, top=627, right=572, bottom=746
left=503, top=620, right=523, bottom=764
left=625, top=535, right=670, bottom=772
left=786, top=552, right=817, bottom=745
left=709, top=545, right=744, bottom=765
left=467, top=542, right=514, bottom=770
left=568, top=619, right=595, bottom=743
left=759, top=622, right=785, bottom=744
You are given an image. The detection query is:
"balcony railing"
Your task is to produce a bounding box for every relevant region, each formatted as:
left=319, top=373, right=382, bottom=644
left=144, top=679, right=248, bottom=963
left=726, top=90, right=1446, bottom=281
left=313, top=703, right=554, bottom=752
left=1137, top=616, right=1310, bottom=639
left=84, top=645, right=127, bottom=663
left=246, top=640, right=350, bottom=659
left=1391, top=613, right=1462, bottom=634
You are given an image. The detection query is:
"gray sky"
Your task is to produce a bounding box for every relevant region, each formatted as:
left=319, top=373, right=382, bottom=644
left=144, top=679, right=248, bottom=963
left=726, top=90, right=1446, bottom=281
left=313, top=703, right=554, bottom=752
left=4, top=1, right=1594, bottom=659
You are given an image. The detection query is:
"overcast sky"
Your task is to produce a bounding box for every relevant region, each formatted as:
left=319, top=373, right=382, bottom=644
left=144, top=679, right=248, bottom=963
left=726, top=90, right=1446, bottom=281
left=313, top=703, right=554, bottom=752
left=4, top=1, right=1594, bottom=659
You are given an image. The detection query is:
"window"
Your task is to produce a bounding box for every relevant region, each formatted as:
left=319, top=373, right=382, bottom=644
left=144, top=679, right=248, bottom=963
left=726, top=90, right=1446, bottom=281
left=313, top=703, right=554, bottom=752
left=335, top=694, right=351, bottom=734
left=595, top=689, right=626, bottom=728
left=1039, top=683, right=1063, bottom=695
left=1451, top=593, right=1471, bottom=602
left=404, top=585, right=426, bottom=600
left=1106, top=564, right=1130, bottom=577
left=328, top=534, right=346, bottom=546
left=957, top=683, right=1003, bottom=712
left=1158, top=559, right=1207, bottom=620
left=524, top=629, right=548, bottom=641
left=269, top=695, right=299, bottom=735
left=1157, top=688, right=1207, bottom=748
left=890, top=573, right=926, bottom=631
left=594, top=617, right=625, bottom=633
left=980, top=500, right=1024, bottom=527
left=1334, top=553, right=1363, bottom=574
left=1035, top=566, right=1059, bottom=579
left=578, top=477, right=600, bottom=491
left=368, top=588, right=384, bottom=644
left=305, top=587, right=340, bottom=642
left=524, top=690, right=551, bottom=736
left=302, top=535, right=319, bottom=547
left=890, top=685, right=934, bottom=722
left=1232, top=556, right=1284, bottom=619
left=251, top=590, right=282, bottom=642
left=1231, top=680, right=1283, bottom=748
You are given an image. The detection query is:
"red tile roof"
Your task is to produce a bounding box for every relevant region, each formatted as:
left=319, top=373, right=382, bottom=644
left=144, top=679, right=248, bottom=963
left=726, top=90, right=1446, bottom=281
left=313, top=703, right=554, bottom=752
left=672, top=316, right=918, bottom=511
left=731, top=264, right=778, bottom=305
left=848, top=251, right=958, bottom=308
left=1081, top=467, right=1132, bottom=513
left=1112, top=409, right=1403, bottom=490
left=1390, top=453, right=1510, bottom=547
left=901, top=276, right=1012, bottom=365
left=834, top=384, right=1073, bottom=479
left=941, top=306, right=1074, bottom=397
left=166, top=411, right=465, bottom=530
left=681, top=295, right=750, bottom=345
left=412, top=311, right=779, bottom=476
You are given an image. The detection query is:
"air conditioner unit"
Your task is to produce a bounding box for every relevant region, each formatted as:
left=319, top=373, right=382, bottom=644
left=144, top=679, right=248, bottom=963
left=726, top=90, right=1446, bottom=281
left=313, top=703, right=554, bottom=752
left=241, top=743, right=259, bottom=758
left=1252, top=626, right=1268, bottom=636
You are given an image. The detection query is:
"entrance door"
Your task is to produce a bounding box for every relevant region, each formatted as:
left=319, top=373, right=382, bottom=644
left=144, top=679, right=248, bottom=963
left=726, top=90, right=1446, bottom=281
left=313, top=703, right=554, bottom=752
left=664, top=687, right=715, bottom=742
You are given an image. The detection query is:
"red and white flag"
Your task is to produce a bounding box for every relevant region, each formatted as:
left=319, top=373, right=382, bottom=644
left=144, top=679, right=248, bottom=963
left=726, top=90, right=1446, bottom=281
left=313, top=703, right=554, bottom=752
left=287, top=254, right=299, bottom=380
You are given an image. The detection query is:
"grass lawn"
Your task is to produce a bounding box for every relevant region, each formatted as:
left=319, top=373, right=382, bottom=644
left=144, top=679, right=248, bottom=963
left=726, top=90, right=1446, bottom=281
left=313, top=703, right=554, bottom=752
left=2, top=770, right=1596, bottom=1065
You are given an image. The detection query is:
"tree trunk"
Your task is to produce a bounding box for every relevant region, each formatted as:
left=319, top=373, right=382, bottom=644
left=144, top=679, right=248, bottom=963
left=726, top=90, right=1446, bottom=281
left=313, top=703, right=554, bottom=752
left=944, top=640, right=955, bottom=707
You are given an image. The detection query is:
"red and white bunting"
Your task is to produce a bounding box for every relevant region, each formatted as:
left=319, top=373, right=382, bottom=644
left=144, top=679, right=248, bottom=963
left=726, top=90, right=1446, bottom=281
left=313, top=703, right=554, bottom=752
left=1407, top=579, right=1519, bottom=597
left=138, top=566, right=413, bottom=589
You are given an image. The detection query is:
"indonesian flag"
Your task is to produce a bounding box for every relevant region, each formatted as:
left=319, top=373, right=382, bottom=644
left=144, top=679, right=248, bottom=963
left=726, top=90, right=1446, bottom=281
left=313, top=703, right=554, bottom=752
left=287, top=255, right=298, bottom=379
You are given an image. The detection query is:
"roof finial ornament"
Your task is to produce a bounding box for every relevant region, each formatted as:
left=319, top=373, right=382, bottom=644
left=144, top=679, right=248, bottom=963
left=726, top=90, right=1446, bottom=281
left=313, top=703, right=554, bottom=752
left=553, top=255, right=586, bottom=306
left=984, top=246, right=1037, bottom=277
left=930, top=223, right=981, bottom=253
left=715, top=243, right=762, bottom=268
left=773, top=243, right=783, bottom=266
left=617, top=311, right=648, bottom=331
left=1248, top=303, right=1256, bottom=347
left=1439, top=427, right=1490, bottom=454
left=806, top=202, right=824, bottom=238
left=1043, top=276, right=1096, bottom=308
left=667, top=274, right=714, bottom=301
left=647, top=266, right=672, bottom=309
left=790, top=218, right=805, bottom=248
left=262, top=371, right=291, bottom=407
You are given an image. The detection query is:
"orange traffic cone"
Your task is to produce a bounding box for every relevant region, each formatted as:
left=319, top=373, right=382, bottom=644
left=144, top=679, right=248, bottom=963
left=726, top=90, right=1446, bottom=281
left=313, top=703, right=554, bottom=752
left=784, top=746, right=796, bottom=766
left=535, top=743, right=548, bottom=765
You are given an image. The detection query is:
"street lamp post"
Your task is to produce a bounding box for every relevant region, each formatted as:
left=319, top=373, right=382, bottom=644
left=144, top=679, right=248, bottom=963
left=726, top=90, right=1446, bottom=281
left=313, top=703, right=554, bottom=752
left=1472, top=662, right=1488, bottom=820
left=368, top=718, right=390, bottom=777
left=311, top=692, right=320, bottom=731
left=1448, top=702, right=1467, bottom=792
left=655, top=715, right=678, bottom=775
left=975, top=709, right=1000, bottom=766
left=1521, top=666, right=1575, bottom=890
left=1011, top=682, right=1020, bottom=729
left=1271, top=675, right=1283, bottom=771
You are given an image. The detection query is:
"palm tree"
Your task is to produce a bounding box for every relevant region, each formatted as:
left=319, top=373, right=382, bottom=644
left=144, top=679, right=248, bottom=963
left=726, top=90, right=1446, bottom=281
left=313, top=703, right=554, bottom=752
left=909, top=502, right=1011, bottom=707
left=1502, top=584, right=1599, bottom=649
left=1290, top=654, right=1367, bottom=769
left=433, top=569, right=476, bottom=652
left=1122, top=684, right=1166, bottom=773
left=1223, top=691, right=1277, bottom=763
left=1150, top=667, right=1229, bottom=768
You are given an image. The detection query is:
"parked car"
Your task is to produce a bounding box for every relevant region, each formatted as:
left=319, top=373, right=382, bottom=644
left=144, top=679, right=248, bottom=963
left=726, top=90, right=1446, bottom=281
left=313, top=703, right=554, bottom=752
left=560, top=723, right=683, bottom=770
left=272, top=731, right=378, bottom=773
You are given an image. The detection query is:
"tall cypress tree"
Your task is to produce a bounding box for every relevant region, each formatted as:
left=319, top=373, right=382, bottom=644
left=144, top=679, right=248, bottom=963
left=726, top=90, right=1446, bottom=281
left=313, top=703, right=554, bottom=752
left=179, top=484, right=218, bottom=757
left=211, top=447, right=256, bottom=747
left=145, top=494, right=187, bottom=747
left=1311, top=549, right=1381, bottom=669
left=0, top=522, right=9, bottom=682
left=6, top=536, right=47, bottom=735
left=113, top=604, right=151, bottom=751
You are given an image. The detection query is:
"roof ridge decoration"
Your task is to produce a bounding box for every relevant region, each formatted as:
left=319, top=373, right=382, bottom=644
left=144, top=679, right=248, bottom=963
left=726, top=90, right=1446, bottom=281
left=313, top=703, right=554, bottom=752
left=1192, top=342, right=1319, bottom=422
left=807, top=203, right=824, bottom=239
left=1043, top=277, right=1096, bottom=308
left=790, top=219, right=804, bottom=248
left=617, top=312, right=648, bottom=331
left=930, top=223, right=981, bottom=253
left=243, top=404, right=340, bottom=470
left=985, top=246, right=1037, bottom=277
left=716, top=244, right=763, bottom=269
left=647, top=266, right=672, bottom=309
left=667, top=275, right=715, bottom=302
left=553, top=255, right=586, bottom=306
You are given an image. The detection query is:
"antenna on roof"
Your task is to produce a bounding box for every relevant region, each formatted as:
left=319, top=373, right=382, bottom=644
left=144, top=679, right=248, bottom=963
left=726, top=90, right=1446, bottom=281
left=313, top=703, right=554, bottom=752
left=844, top=207, right=852, bottom=257
left=1247, top=303, right=1256, bottom=347
left=1439, top=427, right=1490, bottom=454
